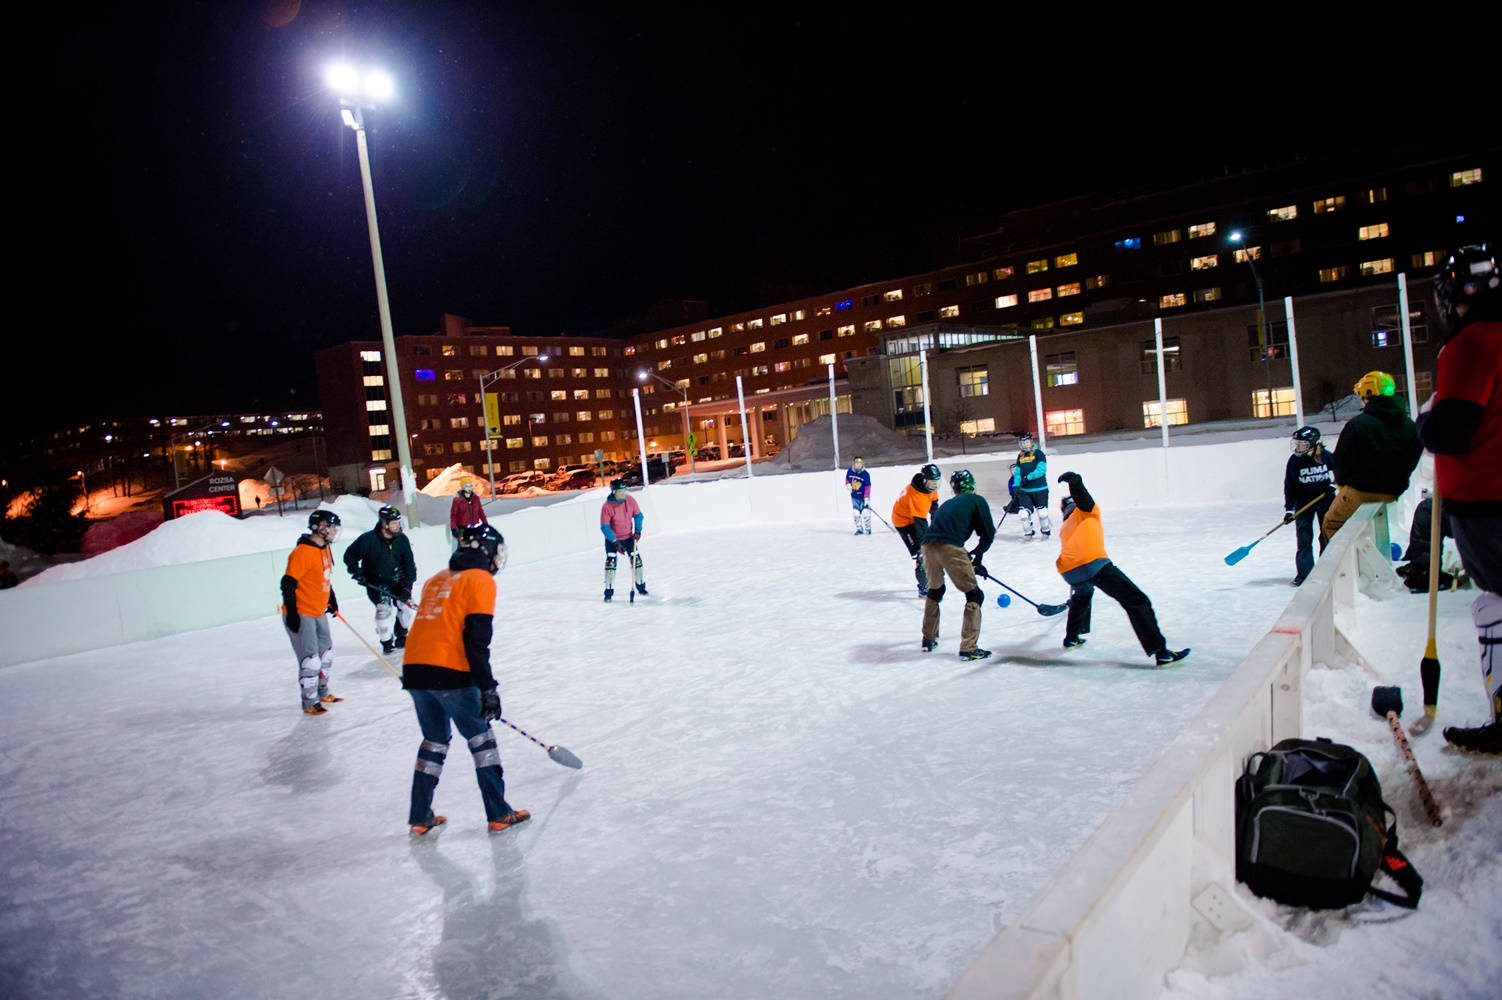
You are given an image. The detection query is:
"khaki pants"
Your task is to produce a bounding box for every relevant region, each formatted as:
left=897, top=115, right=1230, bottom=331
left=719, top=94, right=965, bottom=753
left=1321, top=486, right=1399, bottom=544
left=922, top=542, right=982, bottom=653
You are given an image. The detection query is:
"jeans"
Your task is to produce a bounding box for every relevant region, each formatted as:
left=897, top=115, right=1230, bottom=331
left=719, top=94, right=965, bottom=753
left=1293, top=493, right=1333, bottom=580
left=408, top=687, right=514, bottom=826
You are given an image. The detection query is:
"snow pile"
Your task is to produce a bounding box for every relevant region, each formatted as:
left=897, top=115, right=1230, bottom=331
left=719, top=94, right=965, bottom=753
left=772, top=414, right=928, bottom=470
left=80, top=508, right=163, bottom=556
left=423, top=462, right=489, bottom=497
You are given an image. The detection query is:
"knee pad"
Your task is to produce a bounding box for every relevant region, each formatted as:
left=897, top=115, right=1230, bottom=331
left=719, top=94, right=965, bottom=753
left=467, top=730, right=502, bottom=769
left=415, top=739, right=447, bottom=777
left=605, top=555, right=617, bottom=569
left=965, top=587, right=984, bottom=607
left=374, top=602, right=395, bottom=623
left=926, top=584, right=946, bottom=602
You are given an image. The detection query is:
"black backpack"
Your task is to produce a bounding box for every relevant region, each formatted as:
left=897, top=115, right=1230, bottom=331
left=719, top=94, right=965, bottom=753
left=1235, top=737, right=1422, bottom=909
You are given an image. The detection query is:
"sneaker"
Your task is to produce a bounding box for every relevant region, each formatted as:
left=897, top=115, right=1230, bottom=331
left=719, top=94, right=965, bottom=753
left=921, top=637, right=937, bottom=652
left=1023, top=530, right=1035, bottom=538
left=381, top=639, right=396, bottom=654
left=959, top=648, right=993, bottom=661
left=488, top=809, right=531, bottom=833
left=318, top=693, right=344, bottom=704
left=636, top=583, right=648, bottom=596
left=394, top=634, right=407, bottom=649
left=302, top=703, right=328, bottom=716
left=1291, top=575, right=1307, bottom=587
left=1041, top=530, right=1051, bottom=537
left=865, top=526, right=872, bottom=535
left=854, top=528, right=863, bottom=536
left=603, top=589, right=613, bottom=602
left=1062, top=636, right=1087, bottom=649
left=410, top=815, right=447, bottom=836
left=1154, top=648, right=1191, bottom=666
left=1443, top=721, right=1502, bottom=755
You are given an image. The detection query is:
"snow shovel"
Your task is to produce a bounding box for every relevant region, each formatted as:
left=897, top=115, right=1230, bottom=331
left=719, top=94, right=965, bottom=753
left=1372, top=685, right=1442, bottom=827
left=1224, top=495, right=1324, bottom=566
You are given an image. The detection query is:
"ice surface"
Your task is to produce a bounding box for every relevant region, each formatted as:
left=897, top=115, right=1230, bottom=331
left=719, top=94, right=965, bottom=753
left=1, top=438, right=1497, bottom=999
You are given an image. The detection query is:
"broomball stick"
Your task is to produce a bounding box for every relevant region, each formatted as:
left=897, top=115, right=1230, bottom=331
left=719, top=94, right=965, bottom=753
left=1372, top=685, right=1442, bottom=827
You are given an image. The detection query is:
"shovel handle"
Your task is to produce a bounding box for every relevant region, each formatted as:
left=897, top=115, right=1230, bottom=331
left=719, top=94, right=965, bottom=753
left=1386, top=712, right=1443, bottom=827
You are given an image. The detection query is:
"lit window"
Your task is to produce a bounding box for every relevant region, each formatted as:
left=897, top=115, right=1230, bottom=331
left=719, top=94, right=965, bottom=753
left=1054, top=252, right=1078, bottom=268
left=747, top=318, right=764, bottom=330
left=368, top=424, right=390, bottom=436
left=749, top=342, right=766, bottom=353
left=449, top=417, right=470, bottom=429
left=1032, top=317, right=1055, bottom=330
left=505, top=437, right=523, bottom=449
left=792, top=309, right=806, bottom=320
left=1450, top=168, right=1483, bottom=186
left=1190, top=254, right=1218, bottom=270
left=882, top=289, right=903, bottom=302
left=751, top=365, right=769, bottom=376
left=497, top=345, right=515, bottom=356
left=1361, top=258, right=1395, bottom=276
left=1233, top=246, right=1263, bottom=263
left=370, top=449, right=392, bottom=461
left=444, top=370, right=465, bottom=382
left=1194, top=287, right=1222, bottom=303
left=1142, top=399, right=1188, bottom=428
left=1028, top=288, right=1053, bottom=303
left=671, top=335, right=687, bottom=346
left=1358, top=222, right=1390, bottom=240
left=770, top=313, right=787, bottom=325
left=359, top=350, right=381, bottom=362
left=774, top=361, right=791, bottom=373
left=995, top=294, right=1018, bottom=309
left=1059, top=312, right=1084, bottom=326
left=1313, top=196, right=1346, bottom=214
left=1141, top=336, right=1182, bottom=374
left=959, top=418, right=997, bottom=435
left=790, top=333, right=809, bottom=346
left=1252, top=388, right=1297, bottom=418
left=1085, top=275, right=1110, bottom=290
left=1159, top=292, right=1187, bottom=308
left=1267, top=204, right=1298, bottom=222
left=708, top=327, right=723, bottom=338
left=992, top=266, right=1014, bottom=280
left=366, top=374, right=388, bottom=386
left=365, top=399, right=387, bottom=411
left=1359, top=187, right=1388, bottom=205
left=1319, top=265, right=1350, bottom=283
left=838, top=324, right=856, bottom=337
left=819, top=353, right=836, bottom=365
left=1114, top=237, right=1142, bottom=251
left=576, top=410, right=591, bottom=421
left=1057, top=282, right=1081, bottom=296
left=863, top=320, right=883, bottom=332
left=1188, top=222, right=1217, bottom=238
left=1045, top=408, right=1086, bottom=436
left=1045, top=352, right=1077, bottom=387
left=441, top=345, right=457, bottom=357
left=1026, top=259, right=1049, bottom=274
left=887, top=315, right=906, bottom=328
left=939, top=304, right=960, bottom=318
left=1153, top=229, right=1183, bottom=246
left=964, top=271, right=989, bottom=286
left=957, top=366, right=989, bottom=397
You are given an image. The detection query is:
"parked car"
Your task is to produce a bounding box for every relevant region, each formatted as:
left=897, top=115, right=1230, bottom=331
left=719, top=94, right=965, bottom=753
left=618, top=457, right=667, bottom=487
left=549, top=469, right=596, bottom=491
left=728, top=442, right=746, bottom=458
left=498, top=471, right=548, bottom=494
left=696, top=446, right=721, bottom=462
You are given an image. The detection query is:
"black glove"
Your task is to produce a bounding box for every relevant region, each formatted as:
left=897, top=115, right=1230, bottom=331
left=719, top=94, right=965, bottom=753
left=1004, top=497, right=1021, bottom=515
left=327, top=591, right=338, bottom=615
left=480, top=688, right=501, bottom=722
left=395, top=586, right=412, bottom=602
left=451, top=528, right=460, bottom=539
left=284, top=608, right=301, bottom=633
left=633, top=529, right=641, bottom=541
left=1058, top=472, right=1081, bottom=485
left=1282, top=510, right=1295, bottom=524
left=352, top=574, right=367, bottom=587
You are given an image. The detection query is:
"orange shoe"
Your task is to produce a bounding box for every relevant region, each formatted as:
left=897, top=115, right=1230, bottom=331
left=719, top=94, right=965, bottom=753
left=488, top=809, right=531, bottom=833
left=410, top=815, right=447, bottom=836
left=303, top=703, right=329, bottom=715
left=319, top=694, right=344, bottom=703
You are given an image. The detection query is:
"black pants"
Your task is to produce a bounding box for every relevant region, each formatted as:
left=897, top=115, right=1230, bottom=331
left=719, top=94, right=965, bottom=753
left=897, top=524, right=925, bottom=590
left=1064, top=562, right=1166, bottom=655
left=1294, top=493, right=1333, bottom=581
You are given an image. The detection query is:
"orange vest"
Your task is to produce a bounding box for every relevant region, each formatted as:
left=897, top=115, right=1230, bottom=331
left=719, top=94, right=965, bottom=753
left=284, top=540, right=333, bottom=616
left=1056, top=504, right=1108, bottom=576
left=402, top=567, right=497, bottom=675
left=891, top=483, right=938, bottom=527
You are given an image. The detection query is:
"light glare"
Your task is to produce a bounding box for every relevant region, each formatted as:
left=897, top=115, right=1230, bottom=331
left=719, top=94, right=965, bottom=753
left=325, top=62, right=358, bottom=96
left=364, top=70, right=395, bottom=102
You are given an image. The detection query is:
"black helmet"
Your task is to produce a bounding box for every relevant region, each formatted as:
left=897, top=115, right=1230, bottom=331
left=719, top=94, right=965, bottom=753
left=1434, top=244, right=1500, bottom=333
left=609, top=478, right=626, bottom=491
left=921, top=463, right=941, bottom=481
left=377, top=505, right=402, bottom=523
left=950, top=469, right=976, bottom=493
left=308, top=509, right=341, bottom=531
left=1292, top=426, right=1320, bottom=443
left=459, top=524, right=506, bottom=569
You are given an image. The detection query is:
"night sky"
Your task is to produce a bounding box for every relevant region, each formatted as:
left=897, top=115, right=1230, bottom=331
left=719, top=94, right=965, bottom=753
left=12, top=4, right=1449, bottom=435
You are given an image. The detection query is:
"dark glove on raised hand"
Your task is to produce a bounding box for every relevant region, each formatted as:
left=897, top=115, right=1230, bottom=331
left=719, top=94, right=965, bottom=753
left=284, top=608, right=301, bottom=633
left=632, top=529, right=641, bottom=541
left=480, top=688, right=501, bottom=722
left=1058, top=472, right=1081, bottom=485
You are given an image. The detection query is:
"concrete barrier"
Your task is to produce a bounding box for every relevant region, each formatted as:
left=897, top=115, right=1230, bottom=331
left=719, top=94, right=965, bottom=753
left=947, top=503, right=1387, bottom=1000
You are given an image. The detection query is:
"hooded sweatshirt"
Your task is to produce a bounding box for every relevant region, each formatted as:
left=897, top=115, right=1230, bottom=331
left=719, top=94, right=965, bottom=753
left=1331, top=395, right=1422, bottom=496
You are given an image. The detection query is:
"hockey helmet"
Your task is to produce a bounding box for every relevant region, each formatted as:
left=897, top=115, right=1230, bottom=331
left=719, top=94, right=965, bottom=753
left=921, top=462, right=941, bottom=481
left=459, top=523, right=507, bottom=572
left=1434, top=244, right=1500, bottom=333
left=609, top=478, right=627, bottom=492
left=308, top=509, right=341, bottom=536
left=950, top=469, right=976, bottom=494
left=1353, top=371, right=1396, bottom=399
left=377, top=504, right=402, bottom=524
left=1018, top=432, right=1034, bottom=451
left=1291, top=425, right=1320, bottom=454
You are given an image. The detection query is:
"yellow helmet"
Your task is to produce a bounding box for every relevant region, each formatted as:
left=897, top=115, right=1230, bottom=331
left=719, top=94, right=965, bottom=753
left=1353, top=371, right=1396, bottom=398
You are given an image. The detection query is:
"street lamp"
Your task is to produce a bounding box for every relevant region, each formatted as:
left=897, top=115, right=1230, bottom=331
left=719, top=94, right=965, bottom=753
left=327, top=61, right=419, bottom=525
left=478, top=354, right=550, bottom=495
left=638, top=370, right=695, bottom=474
left=1229, top=230, right=1274, bottom=417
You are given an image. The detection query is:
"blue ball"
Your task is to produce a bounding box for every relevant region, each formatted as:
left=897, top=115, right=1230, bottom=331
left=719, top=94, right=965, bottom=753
left=1390, top=542, right=1402, bottom=561
left=996, top=593, right=1011, bottom=608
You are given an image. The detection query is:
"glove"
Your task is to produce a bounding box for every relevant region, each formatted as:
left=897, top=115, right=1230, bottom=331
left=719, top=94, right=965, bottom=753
left=451, top=528, right=460, bottom=539
left=352, top=574, right=367, bottom=587
left=327, top=591, right=338, bottom=615
left=395, top=586, right=412, bottom=602
left=284, top=608, right=300, bottom=633
left=632, top=530, right=641, bottom=541
left=1282, top=510, right=1295, bottom=524
left=1004, top=497, right=1021, bottom=514
left=1058, top=472, right=1081, bottom=485
left=480, top=688, right=501, bottom=722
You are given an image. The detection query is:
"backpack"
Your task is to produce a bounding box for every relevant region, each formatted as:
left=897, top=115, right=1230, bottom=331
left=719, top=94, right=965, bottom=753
left=1235, top=737, right=1422, bottom=909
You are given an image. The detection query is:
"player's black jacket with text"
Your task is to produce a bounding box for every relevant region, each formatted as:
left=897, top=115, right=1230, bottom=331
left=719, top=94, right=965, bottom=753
left=1284, top=446, right=1335, bottom=510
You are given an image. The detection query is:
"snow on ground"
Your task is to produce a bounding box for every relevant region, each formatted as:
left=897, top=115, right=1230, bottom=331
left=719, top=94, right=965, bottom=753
left=1, top=444, right=1497, bottom=998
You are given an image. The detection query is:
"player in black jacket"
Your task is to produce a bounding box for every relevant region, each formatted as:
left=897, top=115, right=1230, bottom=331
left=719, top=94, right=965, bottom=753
left=343, top=505, right=419, bottom=654
left=1283, top=426, right=1336, bottom=585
